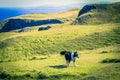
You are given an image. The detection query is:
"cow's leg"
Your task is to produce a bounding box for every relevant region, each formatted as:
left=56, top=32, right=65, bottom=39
left=66, top=61, right=70, bottom=67
left=73, top=60, right=76, bottom=67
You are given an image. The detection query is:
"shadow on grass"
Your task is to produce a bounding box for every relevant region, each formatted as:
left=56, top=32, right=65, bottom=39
left=29, top=57, right=47, bottom=61
left=49, top=65, right=67, bottom=69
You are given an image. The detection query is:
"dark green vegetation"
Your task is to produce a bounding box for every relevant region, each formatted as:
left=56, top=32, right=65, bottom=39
left=101, top=58, right=120, bottom=63
left=0, top=2, right=120, bottom=80
left=38, top=25, right=51, bottom=31
left=0, top=19, right=62, bottom=32
left=73, top=2, right=120, bottom=24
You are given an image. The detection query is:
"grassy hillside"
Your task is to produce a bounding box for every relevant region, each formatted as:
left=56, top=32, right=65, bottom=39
left=0, top=2, right=120, bottom=80
left=0, top=45, right=120, bottom=80
left=73, top=2, right=120, bottom=24
left=0, top=8, right=80, bottom=32
left=0, top=23, right=120, bottom=80
left=0, top=23, right=119, bottom=61
left=14, top=8, right=80, bottom=22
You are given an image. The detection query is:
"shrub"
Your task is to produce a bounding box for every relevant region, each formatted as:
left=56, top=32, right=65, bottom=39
left=37, top=72, right=48, bottom=79
left=29, top=57, right=37, bottom=60
left=0, top=71, right=10, bottom=79
left=0, top=60, right=3, bottom=63
left=100, top=51, right=108, bottom=53
left=32, top=57, right=37, bottom=60
left=80, top=73, right=87, bottom=76
left=7, top=60, right=12, bottom=62
left=115, top=50, right=120, bottom=53
left=24, top=73, right=31, bottom=77
left=39, top=57, right=47, bottom=60
left=101, top=58, right=120, bottom=63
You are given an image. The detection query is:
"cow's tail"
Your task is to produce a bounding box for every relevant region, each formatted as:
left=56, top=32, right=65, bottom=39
left=60, top=51, right=67, bottom=55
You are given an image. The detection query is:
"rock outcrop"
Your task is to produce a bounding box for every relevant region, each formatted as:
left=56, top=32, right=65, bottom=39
left=38, top=26, right=51, bottom=31
left=0, top=18, right=62, bottom=32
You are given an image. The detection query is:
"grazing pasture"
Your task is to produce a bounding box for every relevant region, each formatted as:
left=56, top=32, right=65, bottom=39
left=0, top=23, right=120, bottom=80
left=0, top=4, right=120, bottom=79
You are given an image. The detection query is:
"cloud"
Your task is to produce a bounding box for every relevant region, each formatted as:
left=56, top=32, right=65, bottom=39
left=0, top=0, right=119, bottom=8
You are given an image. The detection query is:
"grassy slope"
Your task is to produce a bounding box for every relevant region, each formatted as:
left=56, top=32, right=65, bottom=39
left=0, top=5, right=120, bottom=79
left=73, top=2, right=120, bottom=24
left=0, top=23, right=119, bottom=61
left=0, top=8, right=80, bottom=31
left=0, top=46, right=120, bottom=80
left=0, top=23, right=120, bottom=80
left=14, top=8, right=80, bottom=23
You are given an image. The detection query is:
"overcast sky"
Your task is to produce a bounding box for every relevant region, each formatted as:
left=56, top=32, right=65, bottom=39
left=0, top=0, right=120, bottom=8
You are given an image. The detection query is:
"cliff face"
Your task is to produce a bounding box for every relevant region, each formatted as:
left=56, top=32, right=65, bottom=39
left=73, top=2, right=120, bottom=25
left=0, top=18, right=62, bottom=32
left=77, top=5, right=96, bottom=17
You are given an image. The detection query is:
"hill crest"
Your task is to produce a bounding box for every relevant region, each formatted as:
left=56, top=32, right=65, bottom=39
left=73, top=2, right=120, bottom=24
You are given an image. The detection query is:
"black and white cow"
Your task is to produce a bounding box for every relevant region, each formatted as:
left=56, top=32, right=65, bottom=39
left=60, top=51, right=79, bottom=67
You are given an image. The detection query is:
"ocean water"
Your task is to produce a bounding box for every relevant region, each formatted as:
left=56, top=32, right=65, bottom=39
left=0, top=5, right=82, bottom=22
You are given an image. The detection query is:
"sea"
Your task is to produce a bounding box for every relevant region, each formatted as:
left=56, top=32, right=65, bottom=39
left=0, top=4, right=83, bottom=22
left=0, top=1, right=112, bottom=22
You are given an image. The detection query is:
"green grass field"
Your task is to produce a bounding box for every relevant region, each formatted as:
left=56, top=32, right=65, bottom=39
left=0, top=23, right=120, bottom=80
left=0, top=46, right=120, bottom=80
left=0, top=6, right=120, bottom=79
left=0, top=23, right=119, bottom=61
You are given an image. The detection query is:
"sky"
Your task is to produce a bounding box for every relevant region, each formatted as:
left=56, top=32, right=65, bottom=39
left=0, top=0, right=120, bottom=8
